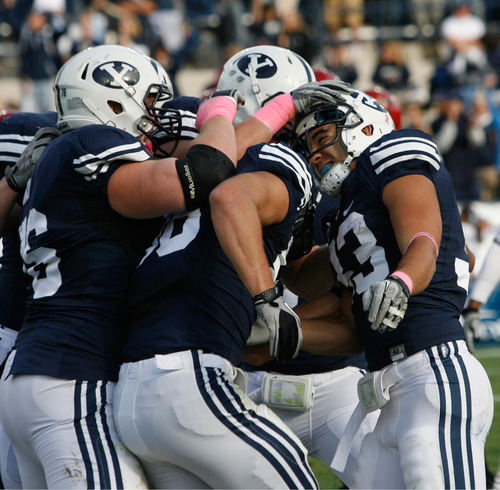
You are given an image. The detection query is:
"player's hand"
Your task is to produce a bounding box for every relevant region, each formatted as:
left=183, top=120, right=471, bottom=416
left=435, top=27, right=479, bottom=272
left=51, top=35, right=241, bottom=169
left=287, top=198, right=316, bottom=262
left=252, top=286, right=302, bottom=363
left=462, top=307, right=482, bottom=352
left=5, top=127, right=61, bottom=192
left=362, top=276, right=410, bottom=333
left=207, top=89, right=245, bottom=109
left=290, top=80, right=352, bottom=113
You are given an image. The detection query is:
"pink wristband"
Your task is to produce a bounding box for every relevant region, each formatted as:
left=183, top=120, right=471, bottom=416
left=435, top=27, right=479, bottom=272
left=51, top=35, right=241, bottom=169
left=403, top=232, right=439, bottom=255
left=195, top=97, right=237, bottom=130
left=390, top=270, right=413, bottom=294
left=252, top=93, right=296, bottom=135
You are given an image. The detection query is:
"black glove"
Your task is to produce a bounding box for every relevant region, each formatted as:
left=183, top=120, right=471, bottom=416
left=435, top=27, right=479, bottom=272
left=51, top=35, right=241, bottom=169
left=290, top=80, right=353, bottom=113
left=287, top=198, right=316, bottom=262
left=362, top=276, right=410, bottom=333
left=252, top=286, right=302, bottom=363
left=5, top=127, right=61, bottom=191
left=207, top=89, right=245, bottom=109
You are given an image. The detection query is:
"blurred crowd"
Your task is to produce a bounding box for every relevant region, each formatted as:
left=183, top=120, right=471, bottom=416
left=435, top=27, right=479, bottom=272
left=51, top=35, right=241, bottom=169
left=1, top=0, right=500, bottom=204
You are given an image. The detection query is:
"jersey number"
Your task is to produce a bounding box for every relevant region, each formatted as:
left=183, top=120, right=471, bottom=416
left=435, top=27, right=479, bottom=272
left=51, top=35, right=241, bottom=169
left=19, top=209, right=62, bottom=299
left=330, top=211, right=389, bottom=293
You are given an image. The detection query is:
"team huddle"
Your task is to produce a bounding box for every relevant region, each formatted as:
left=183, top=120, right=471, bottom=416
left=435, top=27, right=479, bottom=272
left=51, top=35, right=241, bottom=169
left=0, top=42, right=493, bottom=489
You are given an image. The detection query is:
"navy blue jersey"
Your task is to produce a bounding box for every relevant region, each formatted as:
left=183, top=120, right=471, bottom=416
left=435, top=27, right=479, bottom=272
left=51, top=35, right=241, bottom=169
left=163, top=96, right=201, bottom=140
left=245, top=187, right=368, bottom=375
left=0, top=112, right=58, bottom=331
left=324, top=129, right=469, bottom=371
left=124, top=142, right=312, bottom=366
left=11, top=125, right=161, bottom=381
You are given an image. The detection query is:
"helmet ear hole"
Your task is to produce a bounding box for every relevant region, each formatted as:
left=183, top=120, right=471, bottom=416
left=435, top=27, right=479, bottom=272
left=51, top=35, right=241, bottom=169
left=108, top=101, right=123, bottom=115
left=362, top=125, right=374, bottom=136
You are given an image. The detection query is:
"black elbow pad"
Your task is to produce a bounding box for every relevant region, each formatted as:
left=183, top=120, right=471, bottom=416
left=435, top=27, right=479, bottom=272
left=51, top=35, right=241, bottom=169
left=175, top=144, right=235, bottom=211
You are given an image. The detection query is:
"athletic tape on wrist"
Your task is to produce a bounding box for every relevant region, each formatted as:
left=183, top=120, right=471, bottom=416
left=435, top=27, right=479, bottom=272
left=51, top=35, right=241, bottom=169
left=252, top=93, right=296, bottom=135
left=390, top=271, right=413, bottom=294
left=403, top=232, right=439, bottom=255
left=195, top=97, right=237, bottom=130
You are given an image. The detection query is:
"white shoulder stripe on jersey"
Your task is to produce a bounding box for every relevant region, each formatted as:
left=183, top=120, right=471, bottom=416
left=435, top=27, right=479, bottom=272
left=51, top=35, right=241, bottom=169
left=371, top=141, right=441, bottom=174
left=371, top=140, right=439, bottom=163
left=74, top=142, right=150, bottom=180
left=0, top=134, right=32, bottom=143
left=260, top=144, right=312, bottom=207
left=370, top=135, right=438, bottom=153
left=375, top=152, right=441, bottom=175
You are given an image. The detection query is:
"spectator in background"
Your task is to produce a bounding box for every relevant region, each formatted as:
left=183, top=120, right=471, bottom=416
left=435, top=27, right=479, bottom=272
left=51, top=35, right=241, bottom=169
left=410, top=0, right=446, bottom=32
left=249, top=1, right=282, bottom=45
left=117, top=11, right=150, bottom=55
left=403, top=98, right=433, bottom=133
left=485, top=73, right=500, bottom=190
left=324, top=43, right=358, bottom=85
left=372, top=41, right=411, bottom=95
left=323, top=0, right=364, bottom=36
left=431, top=92, right=483, bottom=202
left=278, top=10, right=314, bottom=62
left=68, top=0, right=121, bottom=53
left=17, top=9, right=61, bottom=113
left=439, top=1, right=488, bottom=108
left=468, top=92, right=499, bottom=200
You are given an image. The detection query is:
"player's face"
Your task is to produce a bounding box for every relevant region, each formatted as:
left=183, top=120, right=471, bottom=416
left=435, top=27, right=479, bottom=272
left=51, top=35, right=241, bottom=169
left=307, top=122, right=349, bottom=175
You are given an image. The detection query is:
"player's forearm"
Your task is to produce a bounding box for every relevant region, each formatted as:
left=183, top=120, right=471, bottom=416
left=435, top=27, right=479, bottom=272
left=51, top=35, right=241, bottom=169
left=210, top=188, right=274, bottom=296
left=235, top=117, right=273, bottom=160
left=0, top=177, right=21, bottom=237
left=395, top=238, right=437, bottom=295
left=192, top=116, right=237, bottom=167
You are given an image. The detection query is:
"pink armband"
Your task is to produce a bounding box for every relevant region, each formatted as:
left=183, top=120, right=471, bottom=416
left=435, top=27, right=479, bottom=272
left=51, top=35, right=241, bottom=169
left=195, top=97, right=237, bottom=130
left=403, top=232, right=439, bottom=255
left=252, top=93, right=296, bottom=135
left=390, top=270, right=413, bottom=294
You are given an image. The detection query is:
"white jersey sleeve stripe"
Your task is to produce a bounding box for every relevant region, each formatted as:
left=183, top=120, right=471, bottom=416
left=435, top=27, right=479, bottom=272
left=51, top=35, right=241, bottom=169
left=370, top=135, right=439, bottom=153
left=259, top=145, right=312, bottom=209
left=73, top=142, right=150, bottom=180
left=375, top=152, right=441, bottom=175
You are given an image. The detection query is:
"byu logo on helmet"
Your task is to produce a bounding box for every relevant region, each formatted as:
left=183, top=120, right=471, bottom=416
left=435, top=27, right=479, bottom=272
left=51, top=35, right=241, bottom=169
left=237, top=53, right=278, bottom=79
left=92, top=62, right=140, bottom=88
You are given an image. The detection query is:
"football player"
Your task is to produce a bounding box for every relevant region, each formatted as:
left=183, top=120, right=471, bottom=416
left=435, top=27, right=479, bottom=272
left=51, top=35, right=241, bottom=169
left=0, top=110, right=59, bottom=489
left=286, top=82, right=493, bottom=488
left=0, top=44, right=238, bottom=489
left=233, top=66, right=380, bottom=488
left=112, top=45, right=343, bottom=489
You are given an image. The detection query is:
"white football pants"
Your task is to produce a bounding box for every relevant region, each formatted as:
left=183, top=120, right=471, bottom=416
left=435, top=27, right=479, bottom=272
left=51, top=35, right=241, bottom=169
left=114, top=349, right=319, bottom=489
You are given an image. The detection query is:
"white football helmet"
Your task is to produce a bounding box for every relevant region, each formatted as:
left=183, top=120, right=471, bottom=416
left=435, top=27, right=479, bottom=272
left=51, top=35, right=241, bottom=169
left=216, top=45, right=315, bottom=123
left=54, top=44, right=177, bottom=141
left=292, top=89, right=396, bottom=196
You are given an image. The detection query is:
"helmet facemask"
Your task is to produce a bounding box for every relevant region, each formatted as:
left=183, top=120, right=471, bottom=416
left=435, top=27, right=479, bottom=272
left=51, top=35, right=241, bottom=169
left=138, top=83, right=182, bottom=158
left=291, top=90, right=395, bottom=196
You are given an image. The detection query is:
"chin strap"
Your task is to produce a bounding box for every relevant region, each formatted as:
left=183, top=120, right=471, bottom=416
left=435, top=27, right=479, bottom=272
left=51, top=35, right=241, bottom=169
left=320, top=154, right=353, bottom=197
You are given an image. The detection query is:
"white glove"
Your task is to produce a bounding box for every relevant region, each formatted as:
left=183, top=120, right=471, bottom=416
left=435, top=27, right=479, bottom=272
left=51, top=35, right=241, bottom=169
left=462, top=307, right=481, bottom=353
left=246, top=317, right=270, bottom=346
left=362, top=276, right=410, bottom=333
left=5, top=127, right=61, bottom=191
left=290, top=80, right=353, bottom=113
left=252, top=286, right=302, bottom=363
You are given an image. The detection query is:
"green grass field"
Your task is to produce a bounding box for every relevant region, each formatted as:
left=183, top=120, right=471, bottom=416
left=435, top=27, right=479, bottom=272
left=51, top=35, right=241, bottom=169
left=311, top=345, right=500, bottom=489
